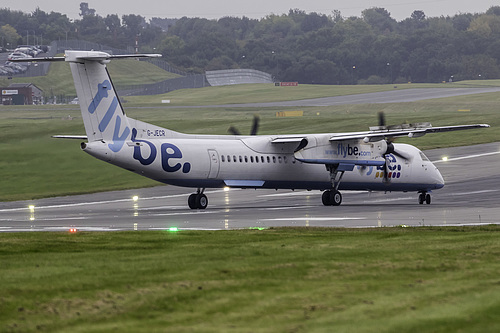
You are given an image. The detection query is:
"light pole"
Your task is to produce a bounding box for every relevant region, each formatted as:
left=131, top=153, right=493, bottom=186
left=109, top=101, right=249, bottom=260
left=387, top=62, right=393, bottom=84
left=272, top=51, right=278, bottom=81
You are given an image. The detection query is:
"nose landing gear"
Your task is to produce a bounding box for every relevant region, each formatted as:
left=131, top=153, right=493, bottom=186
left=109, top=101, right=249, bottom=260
left=418, top=191, right=431, bottom=205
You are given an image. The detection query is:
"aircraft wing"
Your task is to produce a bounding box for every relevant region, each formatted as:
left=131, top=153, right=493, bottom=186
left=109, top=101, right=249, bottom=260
left=328, top=123, right=490, bottom=142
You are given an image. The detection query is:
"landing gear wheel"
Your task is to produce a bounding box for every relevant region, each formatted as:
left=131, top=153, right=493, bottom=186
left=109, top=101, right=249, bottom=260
left=322, top=191, right=332, bottom=206
left=196, top=193, right=208, bottom=210
left=322, top=190, right=342, bottom=206
left=418, top=193, right=424, bottom=205
left=425, top=193, right=431, bottom=205
left=188, top=194, right=197, bottom=209
left=332, top=191, right=342, bottom=206
left=418, top=192, right=431, bottom=205
left=188, top=193, right=208, bottom=209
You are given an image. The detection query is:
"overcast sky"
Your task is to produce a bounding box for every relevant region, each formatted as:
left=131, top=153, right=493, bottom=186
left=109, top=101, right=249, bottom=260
left=2, top=0, right=499, bottom=21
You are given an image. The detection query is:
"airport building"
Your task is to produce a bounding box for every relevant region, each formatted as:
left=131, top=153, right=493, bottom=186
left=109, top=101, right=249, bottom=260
left=1, top=83, right=43, bottom=105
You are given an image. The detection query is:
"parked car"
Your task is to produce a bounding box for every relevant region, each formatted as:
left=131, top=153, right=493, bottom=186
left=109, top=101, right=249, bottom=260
left=7, top=52, right=32, bottom=61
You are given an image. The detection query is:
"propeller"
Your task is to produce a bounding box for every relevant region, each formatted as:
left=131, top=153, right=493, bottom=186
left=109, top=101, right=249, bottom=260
left=376, top=111, right=411, bottom=182
left=228, top=115, right=260, bottom=136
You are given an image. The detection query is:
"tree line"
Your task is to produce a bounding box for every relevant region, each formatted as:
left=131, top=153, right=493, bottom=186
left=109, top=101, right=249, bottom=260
left=2, top=3, right=500, bottom=84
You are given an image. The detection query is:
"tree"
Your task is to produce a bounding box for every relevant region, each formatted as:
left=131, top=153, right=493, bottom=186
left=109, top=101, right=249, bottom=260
left=0, top=24, right=21, bottom=47
left=362, top=7, right=397, bottom=33
left=79, top=2, right=96, bottom=17
left=410, top=10, right=426, bottom=21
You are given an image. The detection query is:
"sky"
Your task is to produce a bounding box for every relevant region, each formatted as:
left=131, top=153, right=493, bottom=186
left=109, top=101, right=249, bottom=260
left=2, top=0, right=499, bottom=21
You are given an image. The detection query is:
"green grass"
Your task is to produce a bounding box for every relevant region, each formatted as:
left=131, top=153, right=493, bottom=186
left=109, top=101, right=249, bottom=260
left=1, top=83, right=499, bottom=201
left=126, top=82, right=463, bottom=106
left=0, top=227, right=499, bottom=332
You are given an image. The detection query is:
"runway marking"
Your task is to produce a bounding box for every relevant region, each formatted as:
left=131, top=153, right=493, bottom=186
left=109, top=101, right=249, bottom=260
left=451, top=189, right=499, bottom=196
left=263, top=217, right=366, bottom=221
left=0, top=189, right=230, bottom=214
left=28, top=217, right=89, bottom=221
left=364, top=196, right=414, bottom=203
left=260, top=205, right=315, bottom=211
left=433, top=151, right=500, bottom=163
left=137, top=206, right=187, bottom=211
left=148, top=211, right=219, bottom=217
left=258, top=191, right=319, bottom=197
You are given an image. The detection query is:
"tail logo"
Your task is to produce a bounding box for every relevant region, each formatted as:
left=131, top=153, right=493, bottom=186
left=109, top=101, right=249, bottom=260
left=88, top=80, right=112, bottom=114
left=88, top=80, right=130, bottom=152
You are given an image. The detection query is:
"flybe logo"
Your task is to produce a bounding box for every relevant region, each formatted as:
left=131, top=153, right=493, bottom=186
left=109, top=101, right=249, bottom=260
left=325, top=143, right=371, bottom=158
left=89, top=80, right=130, bottom=152
left=131, top=129, right=191, bottom=174
left=89, top=80, right=190, bottom=173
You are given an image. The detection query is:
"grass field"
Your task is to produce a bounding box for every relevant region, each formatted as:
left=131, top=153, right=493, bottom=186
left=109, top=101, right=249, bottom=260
left=1, top=227, right=499, bottom=332
left=0, top=82, right=499, bottom=201
left=0, top=59, right=180, bottom=96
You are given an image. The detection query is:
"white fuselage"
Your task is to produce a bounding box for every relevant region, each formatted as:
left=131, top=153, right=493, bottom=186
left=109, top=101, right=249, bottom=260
left=83, top=133, right=445, bottom=193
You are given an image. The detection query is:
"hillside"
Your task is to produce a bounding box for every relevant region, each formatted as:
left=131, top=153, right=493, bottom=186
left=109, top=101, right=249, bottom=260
left=0, top=58, right=181, bottom=97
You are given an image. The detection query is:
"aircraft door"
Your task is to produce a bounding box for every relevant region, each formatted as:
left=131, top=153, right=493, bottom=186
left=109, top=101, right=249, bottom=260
left=207, top=149, right=220, bottom=178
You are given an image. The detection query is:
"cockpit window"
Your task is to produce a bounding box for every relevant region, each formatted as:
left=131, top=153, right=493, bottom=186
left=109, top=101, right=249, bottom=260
left=419, top=151, right=430, bottom=162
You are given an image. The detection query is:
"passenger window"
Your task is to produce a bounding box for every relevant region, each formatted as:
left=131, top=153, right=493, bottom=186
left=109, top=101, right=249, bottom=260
left=278, top=156, right=282, bottom=163
left=239, top=156, right=243, bottom=163
left=266, top=156, right=270, bottom=163
left=272, top=156, right=276, bottom=163
left=233, top=155, right=237, bottom=162
left=245, top=156, right=248, bottom=163
left=221, top=155, right=225, bottom=162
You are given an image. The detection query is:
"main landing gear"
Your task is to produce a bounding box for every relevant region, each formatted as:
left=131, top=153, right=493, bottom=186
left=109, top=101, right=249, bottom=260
left=188, top=188, right=208, bottom=209
left=322, top=190, right=342, bottom=206
left=322, top=164, right=345, bottom=206
left=418, top=191, right=431, bottom=205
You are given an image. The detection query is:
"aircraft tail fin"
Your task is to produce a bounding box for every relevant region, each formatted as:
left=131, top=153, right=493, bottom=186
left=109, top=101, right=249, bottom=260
left=63, top=51, right=160, bottom=152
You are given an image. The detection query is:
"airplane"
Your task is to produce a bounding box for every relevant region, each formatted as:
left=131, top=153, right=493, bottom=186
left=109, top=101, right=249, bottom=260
left=15, top=50, right=490, bottom=209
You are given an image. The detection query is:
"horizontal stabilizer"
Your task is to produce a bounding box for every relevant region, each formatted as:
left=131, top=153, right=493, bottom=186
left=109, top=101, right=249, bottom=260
left=52, top=135, right=88, bottom=140
left=12, top=52, right=162, bottom=63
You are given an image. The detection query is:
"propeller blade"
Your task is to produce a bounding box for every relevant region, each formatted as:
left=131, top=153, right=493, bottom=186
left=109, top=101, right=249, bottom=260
left=250, top=115, right=260, bottom=135
left=378, top=111, right=386, bottom=127
left=383, top=154, right=390, bottom=183
left=228, top=126, right=241, bottom=136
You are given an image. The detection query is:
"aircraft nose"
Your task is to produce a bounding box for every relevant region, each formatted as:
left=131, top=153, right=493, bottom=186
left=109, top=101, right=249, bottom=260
left=432, top=166, right=445, bottom=189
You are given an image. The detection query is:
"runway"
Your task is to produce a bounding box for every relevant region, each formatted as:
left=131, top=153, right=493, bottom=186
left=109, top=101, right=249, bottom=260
left=160, top=86, right=500, bottom=108
left=1, top=142, right=499, bottom=232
